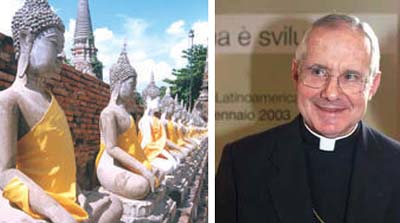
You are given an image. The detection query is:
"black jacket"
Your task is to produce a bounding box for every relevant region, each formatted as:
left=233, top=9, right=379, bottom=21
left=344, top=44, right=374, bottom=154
left=216, top=116, right=400, bottom=223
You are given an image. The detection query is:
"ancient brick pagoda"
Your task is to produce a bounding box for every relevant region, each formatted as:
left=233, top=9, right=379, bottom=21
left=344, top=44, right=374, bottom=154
left=71, top=0, right=103, bottom=80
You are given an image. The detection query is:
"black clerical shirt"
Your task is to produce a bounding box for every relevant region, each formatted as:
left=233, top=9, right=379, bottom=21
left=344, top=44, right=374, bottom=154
left=301, top=122, right=360, bottom=223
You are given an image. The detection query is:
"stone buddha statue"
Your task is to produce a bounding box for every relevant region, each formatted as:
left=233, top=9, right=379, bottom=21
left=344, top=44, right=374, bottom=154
left=182, top=104, right=201, bottom=146
left=95, top=43, right=161, bottom=200
left=173, top=100, right=197, bottom=150
left=188, top=106, right=207, bottom=143
left=138, top=73, right=177, bottom=174
left=0, top=1, right=122, bottom=222
left=159, top=88, right=190, bottom=159
left=170, top=96, right=193, bottom=150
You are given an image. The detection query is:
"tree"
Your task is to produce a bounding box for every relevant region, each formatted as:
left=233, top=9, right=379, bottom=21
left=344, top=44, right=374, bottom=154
left=91, top=56, right=103, bottom=80
left=134, top=91, right=144, bottom=105
left=159, top=86, right=167, bottom=98
left=88, top=34, right=103, bottom=80
left=164, top=44, right=207, bottom=109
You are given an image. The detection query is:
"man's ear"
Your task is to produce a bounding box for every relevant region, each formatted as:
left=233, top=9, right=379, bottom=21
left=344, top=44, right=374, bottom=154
left=17, top=30, right=34, bottom=78
left=368, top=71, right=381, bottom=100
left=291, top=59, right=300, bottom=88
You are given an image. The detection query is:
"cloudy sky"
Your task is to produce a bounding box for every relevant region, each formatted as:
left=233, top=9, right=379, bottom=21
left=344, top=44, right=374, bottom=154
left=0, top=0, right=208, bottom=92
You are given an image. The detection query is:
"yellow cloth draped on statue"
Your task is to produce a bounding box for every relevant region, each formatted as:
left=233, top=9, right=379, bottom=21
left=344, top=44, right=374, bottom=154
left=95, top=116, right=152, bottom=171
left=2, top=95, right=88, bottom=221
left=177, top=125, right=187, bottom=143
left=163, top=120, right=183, bottom=153
left=168, top=120, right=186, bottom=147
left=139, top=116, right=167, bottom=161
left=188, top=127, right=195, bottom=138
left=166, top=120, right=179, bottom=144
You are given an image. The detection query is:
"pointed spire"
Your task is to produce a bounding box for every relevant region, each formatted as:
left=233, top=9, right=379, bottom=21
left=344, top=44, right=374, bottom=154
left=122, top=38, right=128, bottom=54
left=116, top=40, right=130, bottom=65
left=150, top=71, right=155, bottom=83
left=74, top=0, right=93, bottom=43
left=166, top=87, right=171, bottom=96
left=72, top=0, right=102, bottom=79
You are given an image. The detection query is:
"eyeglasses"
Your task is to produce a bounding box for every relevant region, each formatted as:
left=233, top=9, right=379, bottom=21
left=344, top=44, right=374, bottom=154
left=299, top=64, right=370, bottom=94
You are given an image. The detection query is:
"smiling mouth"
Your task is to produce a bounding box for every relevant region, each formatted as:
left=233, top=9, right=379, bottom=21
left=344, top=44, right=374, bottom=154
left=315, top=104, right=347, bottom=113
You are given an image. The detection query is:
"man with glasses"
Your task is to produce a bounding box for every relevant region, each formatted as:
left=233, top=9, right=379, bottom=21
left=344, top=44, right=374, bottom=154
left=216, top=14, right=400, bottom=223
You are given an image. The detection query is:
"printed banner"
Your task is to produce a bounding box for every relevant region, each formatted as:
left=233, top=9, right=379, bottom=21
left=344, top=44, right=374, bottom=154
left=216, top=14, right=398, bottom=54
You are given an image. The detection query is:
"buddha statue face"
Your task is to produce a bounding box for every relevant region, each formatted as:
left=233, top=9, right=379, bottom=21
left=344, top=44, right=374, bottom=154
left=109, top=48, right=137, bottom=111
left=160, top=96, right=174, bottom=118
left=146, top=96, right=160, bottom=116
left=166, top=103, right=174, bottom=117
left=184, top=110, right=190, bottom=124
left=173, top=104, right=183, bottom=121
left=12, top=0, right=65, bottom=80
left=119, top=76, right=136, bottom=104
left=27, top=27, right=64, bottom=79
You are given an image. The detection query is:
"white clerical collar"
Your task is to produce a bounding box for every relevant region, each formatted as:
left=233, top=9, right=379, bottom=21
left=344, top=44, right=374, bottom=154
left=304, top=123, right=359, bottom=152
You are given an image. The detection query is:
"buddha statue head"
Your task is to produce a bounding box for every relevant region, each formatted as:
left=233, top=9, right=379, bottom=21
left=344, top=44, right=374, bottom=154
left=183, top=104, right=191, bottom=125
left=142, top=71, right=161, bottom=116
left=191, top=107, right=205, bottom=127
left=188, top=107, right=197, bottom=126
left=181, top=101, right=188, bottom=123
left=172, top=95, right=182, bottom=122
left=12, top=0, right=65, bottom=80
left=159, top=87, right=175, bottom=119
left=109, top=43, right=138, bottom=108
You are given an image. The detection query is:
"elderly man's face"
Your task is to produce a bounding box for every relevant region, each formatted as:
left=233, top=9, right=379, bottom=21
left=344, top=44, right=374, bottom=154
left=292, top=26, right=381, bottom=138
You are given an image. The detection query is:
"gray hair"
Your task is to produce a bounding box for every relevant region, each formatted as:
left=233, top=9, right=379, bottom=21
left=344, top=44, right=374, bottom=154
left=295, top=14, right=380, bottom=78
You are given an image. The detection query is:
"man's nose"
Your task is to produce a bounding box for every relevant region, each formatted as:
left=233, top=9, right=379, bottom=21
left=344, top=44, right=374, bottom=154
left=321, top=76, right=341, bottom=100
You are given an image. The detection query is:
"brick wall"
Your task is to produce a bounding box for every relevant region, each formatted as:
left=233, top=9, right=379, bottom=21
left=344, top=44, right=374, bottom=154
left=0, top=32, right=110, bottom=189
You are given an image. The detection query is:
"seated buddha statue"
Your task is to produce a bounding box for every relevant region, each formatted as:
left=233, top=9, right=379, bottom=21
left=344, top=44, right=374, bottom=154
left=173, top=99, right=197, bottom=150
left=0, top=1, right=122, bottom=222
left=183, top=105, right=203, bottom=147
left=159, top=88, right=190, bottom=159
left=188, top=106, right=208, bottom=143
left=95, top=44, right=161, bottom=199
left=138, top=73, right=178, bottom=174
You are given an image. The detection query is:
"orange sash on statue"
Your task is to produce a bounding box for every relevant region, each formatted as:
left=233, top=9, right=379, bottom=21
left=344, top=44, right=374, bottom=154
left=3, top=95, right=88, bottom=221
left=95, top=116, right=152, bottom=171
left=139, top=116, right=167, bottom=161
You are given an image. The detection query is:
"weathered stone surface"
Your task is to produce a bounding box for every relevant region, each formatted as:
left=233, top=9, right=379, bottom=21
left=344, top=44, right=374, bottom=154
left=98, top=186, right=177, bottom=223
left=174, top=138, right=208, bottom=223
left=165, top=173, right=189, bottom=206
left=0, top=32, right=109, bottom=189
left=0, top=192, right=48, bottom=223
left=0, top=25, right=208, bottom=223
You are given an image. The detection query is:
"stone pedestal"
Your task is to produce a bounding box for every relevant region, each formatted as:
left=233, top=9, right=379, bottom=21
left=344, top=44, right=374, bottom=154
left=98, top=186, right=176, bottom=223
left=165, top=171, right=189, bottom=206
left=175, top=138, right=208, bottom=223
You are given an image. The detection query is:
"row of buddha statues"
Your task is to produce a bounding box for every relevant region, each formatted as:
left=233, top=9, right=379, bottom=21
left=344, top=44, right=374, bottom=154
left=0, top=0, right=208, bottom=222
